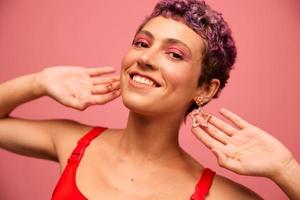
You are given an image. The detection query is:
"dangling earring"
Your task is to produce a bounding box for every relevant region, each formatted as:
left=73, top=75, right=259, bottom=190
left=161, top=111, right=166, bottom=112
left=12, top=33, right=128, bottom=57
left=189, top=96, right=212, bottom=128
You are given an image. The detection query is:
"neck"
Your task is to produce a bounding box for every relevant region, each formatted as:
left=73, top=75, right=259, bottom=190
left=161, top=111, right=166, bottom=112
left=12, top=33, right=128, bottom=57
left=117, top=111, right=185, bottom=165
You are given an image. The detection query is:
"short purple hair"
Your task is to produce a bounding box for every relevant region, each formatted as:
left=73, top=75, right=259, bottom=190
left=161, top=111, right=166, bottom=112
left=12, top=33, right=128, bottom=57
left=135, top=0, right=237, bottom=115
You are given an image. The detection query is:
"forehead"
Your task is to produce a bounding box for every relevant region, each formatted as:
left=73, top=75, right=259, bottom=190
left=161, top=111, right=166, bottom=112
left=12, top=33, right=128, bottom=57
left=139, top=16, right=205, bottom=56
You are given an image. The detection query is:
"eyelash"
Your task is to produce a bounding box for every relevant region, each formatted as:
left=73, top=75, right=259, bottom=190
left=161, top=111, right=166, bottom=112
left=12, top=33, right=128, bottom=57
left=167, top=50, right=184, bottom=60
left=133, top=40, right=184, bottom=61
left=133, top=40, right=149, bottom=48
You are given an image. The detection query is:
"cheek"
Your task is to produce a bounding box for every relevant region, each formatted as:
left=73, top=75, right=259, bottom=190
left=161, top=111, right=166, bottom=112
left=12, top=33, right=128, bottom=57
left=121, top=54, right=130, bottom=71
left=121, top=49, right=137, bottom=71
left=163, top=64, right=196, bottom=90
left=160, top=64, right=198, bottom=112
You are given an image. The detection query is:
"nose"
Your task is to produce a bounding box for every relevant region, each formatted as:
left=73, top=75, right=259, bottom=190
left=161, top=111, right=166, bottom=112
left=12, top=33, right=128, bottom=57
left=137, top=48, right=158, bottom=70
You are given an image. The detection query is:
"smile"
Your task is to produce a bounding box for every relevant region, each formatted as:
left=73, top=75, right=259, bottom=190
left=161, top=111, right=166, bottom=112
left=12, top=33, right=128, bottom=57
left=128, top=73, right=161, bottom=89
left=132, top=74, right=157, bottom=87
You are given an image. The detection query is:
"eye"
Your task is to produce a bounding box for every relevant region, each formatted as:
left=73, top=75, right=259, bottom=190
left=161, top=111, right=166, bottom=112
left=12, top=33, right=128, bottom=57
left=168, top=52, right=183, bottom=60
left=166, top=47, right=184, bottom=61
left=133, top=39, right=149, bottom=48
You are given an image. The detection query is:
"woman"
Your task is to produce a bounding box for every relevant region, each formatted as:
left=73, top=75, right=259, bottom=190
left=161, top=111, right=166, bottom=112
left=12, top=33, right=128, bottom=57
left=0, top=0, right=299, bottom=199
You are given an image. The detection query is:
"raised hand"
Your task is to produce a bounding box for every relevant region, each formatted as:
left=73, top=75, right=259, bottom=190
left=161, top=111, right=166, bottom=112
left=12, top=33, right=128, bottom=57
left=190, top=108, right=296, bottom=179
left=37, top=66, right=121, bottom=110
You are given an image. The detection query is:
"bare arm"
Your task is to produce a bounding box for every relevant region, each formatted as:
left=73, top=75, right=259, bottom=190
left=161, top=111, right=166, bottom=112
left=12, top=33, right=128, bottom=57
left=0, top=73, right=59, bottom=160
left=271, top=159, right=300, bottom=200
left=0, top=66, right=120, bottom=161
left=0, top=73, right=43, bottom=118
left=0, top=118, right=86, bottom=161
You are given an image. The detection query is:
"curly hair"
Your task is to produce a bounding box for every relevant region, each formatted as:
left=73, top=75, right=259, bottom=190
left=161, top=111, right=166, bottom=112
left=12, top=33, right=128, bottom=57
left=135, top=0, right=237, bottom=116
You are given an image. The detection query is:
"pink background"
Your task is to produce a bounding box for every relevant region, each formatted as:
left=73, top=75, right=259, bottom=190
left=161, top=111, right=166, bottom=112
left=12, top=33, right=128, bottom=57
left=0, top=0, right=299, bottom=199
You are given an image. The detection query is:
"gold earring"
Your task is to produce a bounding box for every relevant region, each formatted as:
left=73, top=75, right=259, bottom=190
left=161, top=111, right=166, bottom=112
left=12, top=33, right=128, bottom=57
left=189, top=96, right=211, bottom=128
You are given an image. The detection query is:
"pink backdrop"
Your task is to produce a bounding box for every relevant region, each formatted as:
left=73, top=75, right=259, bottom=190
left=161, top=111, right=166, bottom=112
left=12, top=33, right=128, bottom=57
left=0, top=0, right=300, bottom=199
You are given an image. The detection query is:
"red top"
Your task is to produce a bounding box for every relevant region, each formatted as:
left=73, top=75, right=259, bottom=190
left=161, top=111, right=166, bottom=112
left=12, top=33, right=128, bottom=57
left=51, top=127, right=215, bottom=200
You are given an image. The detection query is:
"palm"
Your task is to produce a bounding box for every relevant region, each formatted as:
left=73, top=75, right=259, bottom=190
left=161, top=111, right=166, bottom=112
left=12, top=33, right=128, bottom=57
left=40, top=66, right=120, bottom=110
left=191, top=108, right=294, bottom=178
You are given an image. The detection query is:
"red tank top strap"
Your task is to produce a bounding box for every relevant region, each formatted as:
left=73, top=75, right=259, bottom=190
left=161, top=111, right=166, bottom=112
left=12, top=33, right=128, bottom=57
left=52, top=127, right=107, bottom=200
left=190, top=168, right=216, bottom=200
left=68, top=127, right=107, bottom=163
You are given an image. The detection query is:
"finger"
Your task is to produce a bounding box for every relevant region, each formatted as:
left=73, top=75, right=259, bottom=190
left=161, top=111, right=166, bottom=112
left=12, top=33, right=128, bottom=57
left=91, top=81, right=120, bottom=94
left=106, top=81, right=120, bottom=91
left=209, top=115, right=237, bottom=136
left=87, top=67, right=116, bottom=76
left=197, top=117, right=230, bottom=145
left=191, top=126, right=225, bottom=150
left=90, top=89, right=121, bottom=105
left=211, top=147, right=228, bottom=164
left=92, top=76, right=120, bottom=85
left=64, top=97, right=89, bottom=111
left=220, top=108, right=251, bottom=129
left=212, top=148, right=243, bottom=174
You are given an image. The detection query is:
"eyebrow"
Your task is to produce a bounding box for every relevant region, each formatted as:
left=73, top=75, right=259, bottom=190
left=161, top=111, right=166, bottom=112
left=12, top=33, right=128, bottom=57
left=135, top=30, right=192, bottom=56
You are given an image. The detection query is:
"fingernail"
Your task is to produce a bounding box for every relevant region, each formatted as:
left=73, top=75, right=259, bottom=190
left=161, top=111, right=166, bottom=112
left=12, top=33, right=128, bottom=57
left=106, top=83, right=113, bottom=90
left=220, top=108, right=226, bottom=113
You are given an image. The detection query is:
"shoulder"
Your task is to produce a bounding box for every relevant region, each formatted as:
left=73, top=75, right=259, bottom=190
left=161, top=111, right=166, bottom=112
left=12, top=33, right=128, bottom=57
left=49, top=119, right=102, bottom=168
left=50, top=120, right=120, bottom=170
left=178, top=150, right=262, bottom=199
left=207, top=173, right=263, bottom=200
left=50, top=119, right=94, bottom=148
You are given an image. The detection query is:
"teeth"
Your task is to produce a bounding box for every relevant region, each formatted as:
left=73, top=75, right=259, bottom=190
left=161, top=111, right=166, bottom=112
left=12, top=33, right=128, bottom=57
left=132, top=75, right=156, bottom=87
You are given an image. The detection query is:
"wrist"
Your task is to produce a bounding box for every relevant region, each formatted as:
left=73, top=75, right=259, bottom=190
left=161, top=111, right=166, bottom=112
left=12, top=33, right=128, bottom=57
left=272, top=158, right=300, bottom=184
left=31, top=72, right=46, bottom=97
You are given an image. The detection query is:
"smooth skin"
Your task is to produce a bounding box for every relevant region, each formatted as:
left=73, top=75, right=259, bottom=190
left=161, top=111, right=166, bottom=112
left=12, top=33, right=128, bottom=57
left=193, top=109, right=300, bottom=199
left=0, top=67, right=262, bottom=200
left=0, top=16, right=299, bottom=200
left=0, top=67, right=299, bottom=200
left=0, top=66, right=121, bottom=161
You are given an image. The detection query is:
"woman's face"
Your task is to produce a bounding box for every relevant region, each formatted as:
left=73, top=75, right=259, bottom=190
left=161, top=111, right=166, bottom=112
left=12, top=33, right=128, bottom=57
left=120, top=16, right=205, bottom=118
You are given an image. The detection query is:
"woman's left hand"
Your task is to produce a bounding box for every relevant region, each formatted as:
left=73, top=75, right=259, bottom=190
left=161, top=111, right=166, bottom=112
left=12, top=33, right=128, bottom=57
left=191, top=108, right=296, bottom=179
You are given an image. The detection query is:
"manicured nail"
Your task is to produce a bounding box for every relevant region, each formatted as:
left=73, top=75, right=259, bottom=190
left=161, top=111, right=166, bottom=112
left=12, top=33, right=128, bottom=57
left=220, top=108, right=226, bottom=113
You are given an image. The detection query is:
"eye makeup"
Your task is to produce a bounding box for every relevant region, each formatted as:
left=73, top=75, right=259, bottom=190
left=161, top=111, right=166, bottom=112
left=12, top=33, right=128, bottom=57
left=167, top=47, right=185, bottom=58
left=132, top=35, right=151, bottom=47
left=132, top=31, right=191, bottom=61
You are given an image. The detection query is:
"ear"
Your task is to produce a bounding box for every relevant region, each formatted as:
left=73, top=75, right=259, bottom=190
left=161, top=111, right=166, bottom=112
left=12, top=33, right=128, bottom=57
left=195, top=78, right=220, bottom=104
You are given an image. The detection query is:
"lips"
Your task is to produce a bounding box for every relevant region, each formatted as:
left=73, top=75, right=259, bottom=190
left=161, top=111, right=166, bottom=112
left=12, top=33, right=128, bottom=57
left=128, top=71, right=161, bottom=87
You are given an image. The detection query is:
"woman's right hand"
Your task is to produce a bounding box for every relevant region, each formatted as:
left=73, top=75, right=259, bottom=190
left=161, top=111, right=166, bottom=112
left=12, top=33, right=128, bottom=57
left=37, top=66, right=121, bottom=110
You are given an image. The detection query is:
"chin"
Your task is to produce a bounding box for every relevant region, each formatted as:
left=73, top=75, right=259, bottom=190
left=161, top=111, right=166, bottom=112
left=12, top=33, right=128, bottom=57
left=121, top=92, right=159, bottom=116
left=120, top=74, right=162, bottom=116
